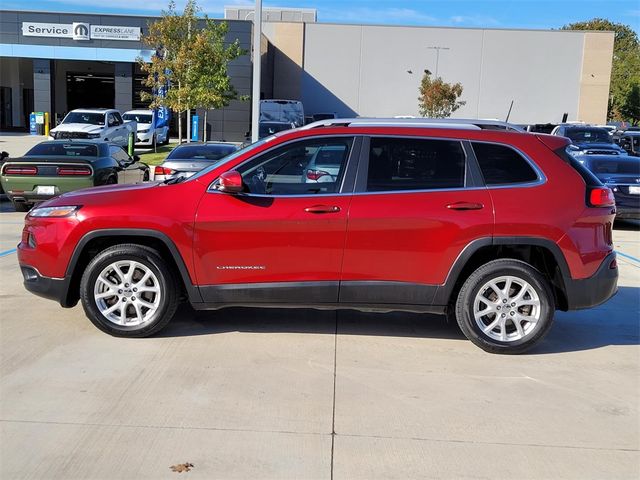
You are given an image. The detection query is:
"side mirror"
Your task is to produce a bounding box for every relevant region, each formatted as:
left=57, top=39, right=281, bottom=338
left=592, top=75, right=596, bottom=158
left=216, top=170, right=243, bottom=194
left=0, top=151, right=8, bottom=161
left=133, top=155, right=140, bottom=162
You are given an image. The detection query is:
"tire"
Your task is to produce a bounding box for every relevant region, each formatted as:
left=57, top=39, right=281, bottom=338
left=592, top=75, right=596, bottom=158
left=455, top=259, right=555, bottom=354
left=12, top=201, right=30, bottom=212
left=80, top=244, right=180, bottom=337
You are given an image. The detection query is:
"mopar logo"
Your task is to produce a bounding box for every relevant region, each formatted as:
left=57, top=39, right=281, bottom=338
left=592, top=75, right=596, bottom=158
left=72, top=23, right=90, bottom=40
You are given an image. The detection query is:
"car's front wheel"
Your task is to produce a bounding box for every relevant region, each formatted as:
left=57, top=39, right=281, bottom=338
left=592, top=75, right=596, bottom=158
left=80, top=244, right=180, bottom=337
left=455, top=259, right=555, bottom=354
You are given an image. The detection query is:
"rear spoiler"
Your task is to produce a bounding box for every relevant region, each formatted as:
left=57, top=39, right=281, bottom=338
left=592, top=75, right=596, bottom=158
left=535, top=134, right=570, bottom=151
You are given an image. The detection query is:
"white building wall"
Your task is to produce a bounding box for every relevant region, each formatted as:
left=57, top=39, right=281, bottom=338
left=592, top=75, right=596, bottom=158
left=302, top=23, right=593, bottom=124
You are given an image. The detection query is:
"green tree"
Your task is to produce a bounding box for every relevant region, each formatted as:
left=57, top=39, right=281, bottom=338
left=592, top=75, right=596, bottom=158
left=418, top=70, right=466, bottom=118
left=188, top=21, right=245, bottom=141
left=138, top=0, right=245, bottom=143
left=562, top=19, right=640, bottom=123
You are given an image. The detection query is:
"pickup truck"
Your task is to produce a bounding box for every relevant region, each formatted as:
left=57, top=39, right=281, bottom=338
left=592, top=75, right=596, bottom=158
left=50, top=109, right=137, bottom=148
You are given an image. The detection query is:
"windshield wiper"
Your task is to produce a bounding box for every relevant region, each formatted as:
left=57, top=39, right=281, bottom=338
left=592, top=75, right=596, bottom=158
left=163, top=176, right=187, bottom=185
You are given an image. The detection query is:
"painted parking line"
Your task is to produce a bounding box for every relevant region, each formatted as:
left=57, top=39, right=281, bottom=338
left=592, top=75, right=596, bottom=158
left=0, top=248, right=17, bottom=258
left=616, top=250, right=640, bottom=264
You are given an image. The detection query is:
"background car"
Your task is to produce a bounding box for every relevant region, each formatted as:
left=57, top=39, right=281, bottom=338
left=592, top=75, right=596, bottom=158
left=0, top=140, right=149, bottom=211
left=552, top=125, right=626, bottom=156
left=614, top=131, right=640, bottom=157
left=303, top=144, right=349, bottom=183
left=123, top=109, right=169, bottom=147
left=582, top=154, right=640, bottom=220
left=258, top=121, right=296, bottom=139
left=50, top=109, right=136, bottom=148
left=153, top=142, right=239, bottom=181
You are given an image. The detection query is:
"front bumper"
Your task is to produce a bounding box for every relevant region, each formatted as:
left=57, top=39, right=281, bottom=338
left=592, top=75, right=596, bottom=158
left=564, top=252, right=618, bottom=310
left=20, top=265, right=74, bottom=307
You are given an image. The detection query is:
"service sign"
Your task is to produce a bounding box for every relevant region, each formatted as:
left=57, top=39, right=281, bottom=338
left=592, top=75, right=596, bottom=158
left=22, top=22, right=140, bottom=41
left=22, top=22, right=72, bottom=38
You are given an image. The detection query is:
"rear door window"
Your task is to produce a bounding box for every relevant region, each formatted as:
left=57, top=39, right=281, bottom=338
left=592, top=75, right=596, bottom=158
left=471, top=142, right=539, bottom=185
left=365, top=137, right=466, bottom=192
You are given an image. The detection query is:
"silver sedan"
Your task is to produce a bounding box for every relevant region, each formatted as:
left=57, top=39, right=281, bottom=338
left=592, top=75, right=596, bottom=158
left=153, top=142, right=240, bottom=181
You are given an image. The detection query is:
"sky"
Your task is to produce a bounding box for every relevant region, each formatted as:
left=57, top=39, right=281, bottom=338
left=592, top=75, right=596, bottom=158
left=2, top=0, right=639, bottom=33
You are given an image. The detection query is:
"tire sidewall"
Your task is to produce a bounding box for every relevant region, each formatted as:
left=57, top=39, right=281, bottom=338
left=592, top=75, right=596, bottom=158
left=80, top=246, right=176, bottom=337
left=457, top=261, right=555, bottom=354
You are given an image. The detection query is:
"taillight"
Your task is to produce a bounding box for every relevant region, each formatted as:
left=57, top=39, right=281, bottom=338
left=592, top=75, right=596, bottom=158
left=306, top=169, right=329, bottom=181
left=154, top=166, right=174, bottom=175
left=588, top=187, right=615, bottom=207
left=57, top=166, right=92, bottom=176
left=4, top=166, right=37, bottom=175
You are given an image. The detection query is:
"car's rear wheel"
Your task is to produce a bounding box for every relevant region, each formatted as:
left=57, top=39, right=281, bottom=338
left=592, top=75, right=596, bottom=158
left=80, top=244, right=179, bottom=337
left=455, top=259, right=554, bottom=354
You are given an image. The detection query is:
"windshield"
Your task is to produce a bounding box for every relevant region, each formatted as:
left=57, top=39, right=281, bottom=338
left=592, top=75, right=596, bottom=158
left=188, top=137, right=273, bottom=182
left=565, top=128, right=611, bottom=144
left=259, top=122, right=292, bottom=138
left=123, top=113, right=152, bottom=123
left=63, top=112, right=105, bottom=126
left=167, top=144, right=238, bottom=162
left=26, top=142, right=98, bottom=157
left=587, top=158, right=640, bottom=175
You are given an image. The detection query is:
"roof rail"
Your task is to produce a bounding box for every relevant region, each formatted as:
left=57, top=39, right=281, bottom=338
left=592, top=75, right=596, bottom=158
left=300, top=117, right=525, bottom=132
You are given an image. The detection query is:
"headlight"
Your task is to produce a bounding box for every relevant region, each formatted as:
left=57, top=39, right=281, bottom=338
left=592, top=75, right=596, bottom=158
left=87, top=133, right=101, bottom=139
left=29, top=206, right=81, bottom=218
left=138, top=128, right=149, bottom=133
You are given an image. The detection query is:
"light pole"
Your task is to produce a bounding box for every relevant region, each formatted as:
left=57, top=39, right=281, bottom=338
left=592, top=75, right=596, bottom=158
left=251, top=0, right=262, bottom=143
left=426, top=46, right=450, bottom=78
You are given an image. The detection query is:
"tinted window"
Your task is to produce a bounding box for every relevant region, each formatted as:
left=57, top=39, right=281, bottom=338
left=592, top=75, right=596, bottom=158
left=112, top=112, right=123, bottom=125
left=587, top=158, right=640, bottom=175
left=236, top=138, right=353, bottom=195
left=109, top=146, right=129, bottom=162
left=472, top=142, right=539, bottom=185
left=26, top=142, right=98, bottom=157
left=63, top=112, right=104, bottom=125
left=123, top=113, right=152, bottom=123
left=564, top=128, right=610, bottom=144
left=167, top=144, right=237, bottom=161
left=366, top=137, right=465, bottom=192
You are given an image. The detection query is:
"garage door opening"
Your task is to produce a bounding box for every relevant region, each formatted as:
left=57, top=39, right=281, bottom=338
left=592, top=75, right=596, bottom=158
left=66, top=72, right=114, bottom=111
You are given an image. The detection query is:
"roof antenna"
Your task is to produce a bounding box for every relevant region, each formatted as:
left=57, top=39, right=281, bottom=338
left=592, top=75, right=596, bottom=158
left=505, top=100, right=514, bottom=122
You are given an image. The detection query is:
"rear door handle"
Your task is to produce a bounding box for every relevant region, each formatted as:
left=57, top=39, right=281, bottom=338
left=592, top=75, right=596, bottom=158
left=446, top=202, right=484, bottom=211
left=304, top=205, right=341, bottom=214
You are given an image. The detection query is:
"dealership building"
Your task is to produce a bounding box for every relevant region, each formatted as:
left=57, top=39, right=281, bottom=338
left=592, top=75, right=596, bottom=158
left=0, top=8, right=614, bottom=141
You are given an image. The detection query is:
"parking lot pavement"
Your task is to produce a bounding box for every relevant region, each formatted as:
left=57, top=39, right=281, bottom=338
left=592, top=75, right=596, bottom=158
left=0, top=203, right=638, bottom=479
left=0, top=132, right=46, bottom=157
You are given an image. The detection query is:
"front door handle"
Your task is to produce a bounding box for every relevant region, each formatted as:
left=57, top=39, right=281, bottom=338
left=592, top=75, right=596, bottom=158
left=304, top=205, right=341, bottom=214
left=446, top=202, right=484, bottom=211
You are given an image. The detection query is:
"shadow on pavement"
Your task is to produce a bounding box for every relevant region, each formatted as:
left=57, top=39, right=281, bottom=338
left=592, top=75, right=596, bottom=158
left=160, top=305, right=466, bottom=341
left=158, top=287, right=639, bottom=354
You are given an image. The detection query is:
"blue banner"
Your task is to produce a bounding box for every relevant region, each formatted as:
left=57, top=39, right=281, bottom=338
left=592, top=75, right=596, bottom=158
left=191, top=115, right=199, bottom=142
left=154, top=84, right=170, bottom=129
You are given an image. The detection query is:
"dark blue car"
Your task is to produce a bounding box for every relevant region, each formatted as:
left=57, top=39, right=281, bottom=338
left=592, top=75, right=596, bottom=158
left=583, top=155, right=640, bottom=220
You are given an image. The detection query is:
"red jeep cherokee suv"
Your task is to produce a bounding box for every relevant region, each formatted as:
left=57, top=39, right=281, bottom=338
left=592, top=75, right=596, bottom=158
left=17, top=119, right=618, bottom=354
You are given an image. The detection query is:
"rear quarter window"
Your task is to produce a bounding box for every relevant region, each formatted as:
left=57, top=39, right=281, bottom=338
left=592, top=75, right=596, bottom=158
left=471, top=142, right=539, bottom=185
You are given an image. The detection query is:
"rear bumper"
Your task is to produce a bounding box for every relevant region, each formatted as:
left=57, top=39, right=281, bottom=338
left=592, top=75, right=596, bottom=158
left=20, top=265, right=74, bottom=308
left=564, top=252, right=618, bottom=310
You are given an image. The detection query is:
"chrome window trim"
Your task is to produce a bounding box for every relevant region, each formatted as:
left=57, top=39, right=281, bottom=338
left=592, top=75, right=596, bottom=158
left=357, top=134, right=469, bottom=194
left=207, top=134, right=360, bottom=196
